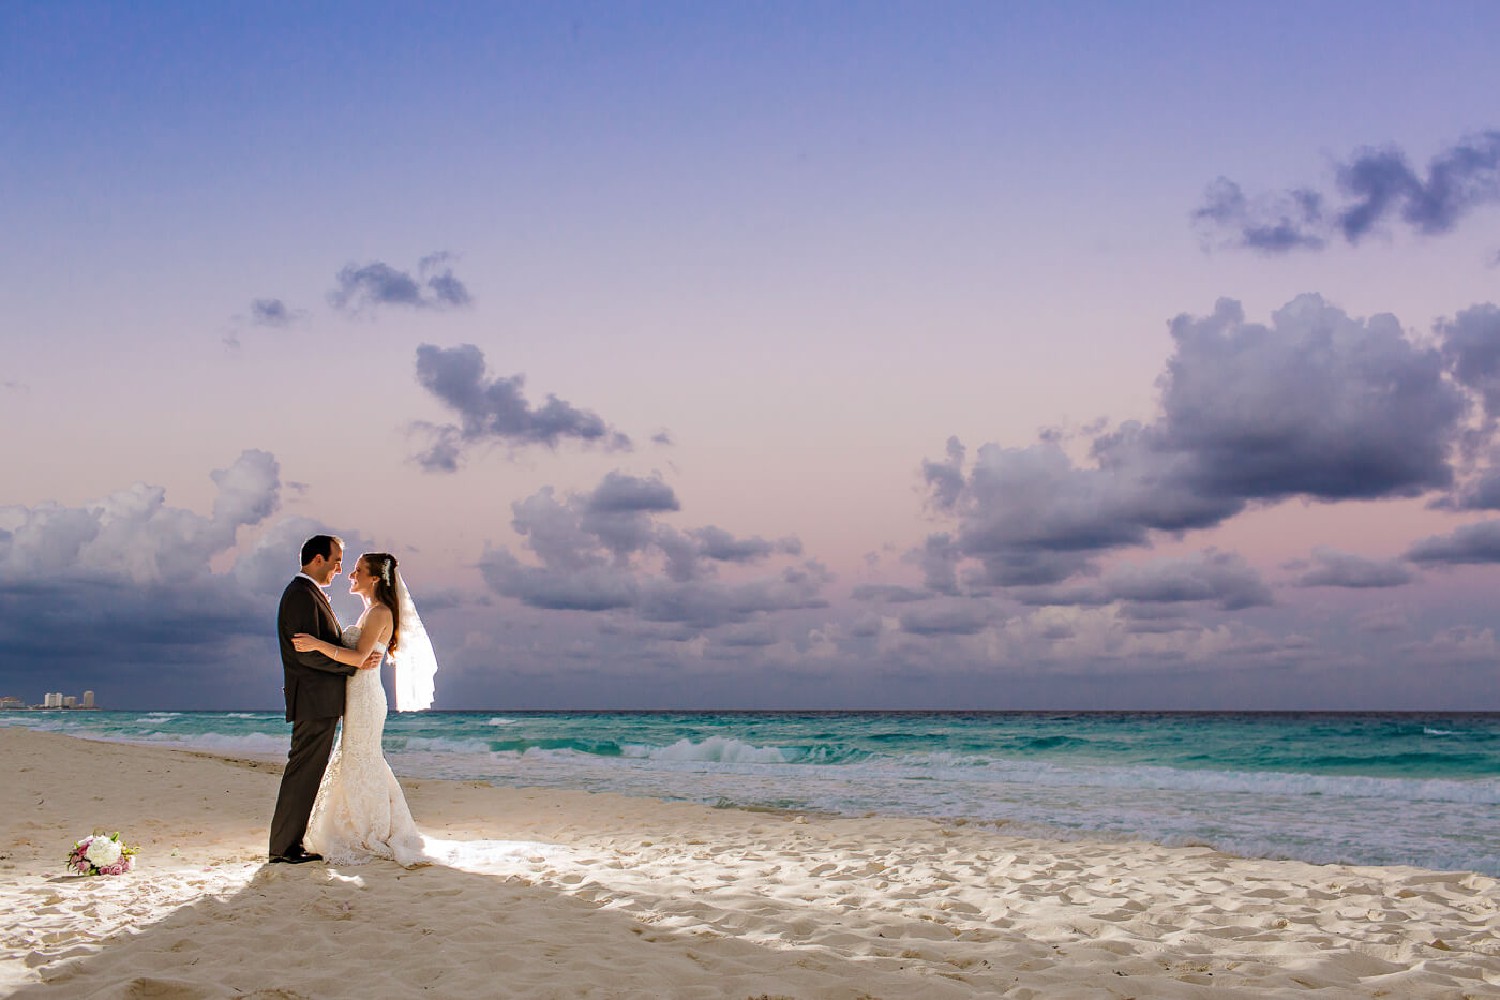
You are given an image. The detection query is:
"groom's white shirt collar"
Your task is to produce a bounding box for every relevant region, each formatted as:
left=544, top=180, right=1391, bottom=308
left=296, top=572, right=326, bottom=589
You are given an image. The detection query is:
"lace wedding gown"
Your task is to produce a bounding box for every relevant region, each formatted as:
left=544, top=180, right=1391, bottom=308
left=305, top=625, right=434, bottom=867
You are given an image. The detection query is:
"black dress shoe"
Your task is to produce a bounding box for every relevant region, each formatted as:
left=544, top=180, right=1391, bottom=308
left=269, top=850, right=324, bottom=864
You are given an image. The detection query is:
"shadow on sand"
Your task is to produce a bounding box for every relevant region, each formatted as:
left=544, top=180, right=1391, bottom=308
left=11, top=843, right=976, bottom=1000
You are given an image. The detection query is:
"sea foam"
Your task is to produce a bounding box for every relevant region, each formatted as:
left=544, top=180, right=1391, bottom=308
left=620, top=736, right=795, bottom=764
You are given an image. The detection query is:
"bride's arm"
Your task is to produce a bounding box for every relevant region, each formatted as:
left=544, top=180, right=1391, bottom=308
left=292, top=606, right=390, bottom=670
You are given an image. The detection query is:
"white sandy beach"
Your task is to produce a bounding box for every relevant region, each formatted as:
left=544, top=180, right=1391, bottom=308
left=2, top=726, right=1498, bottom=999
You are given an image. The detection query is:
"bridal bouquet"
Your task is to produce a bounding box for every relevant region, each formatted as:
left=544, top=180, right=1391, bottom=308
left=67, top=832, right=138, bottom=876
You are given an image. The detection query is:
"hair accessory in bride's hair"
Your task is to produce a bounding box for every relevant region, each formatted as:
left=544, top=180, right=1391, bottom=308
left=381, top=556, right=392, bottom=584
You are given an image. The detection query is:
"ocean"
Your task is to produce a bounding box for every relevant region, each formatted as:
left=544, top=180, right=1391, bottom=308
left=5, top=710, right=1498, bottom=876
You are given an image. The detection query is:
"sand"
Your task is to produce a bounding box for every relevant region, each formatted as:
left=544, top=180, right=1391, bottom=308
left=1, top=726, right=1497, bottom=999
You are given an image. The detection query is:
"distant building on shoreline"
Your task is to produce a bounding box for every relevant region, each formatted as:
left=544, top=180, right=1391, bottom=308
left=1, top=690, right=100, bottom=711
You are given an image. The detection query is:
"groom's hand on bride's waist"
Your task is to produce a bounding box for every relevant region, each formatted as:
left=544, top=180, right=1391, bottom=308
left=359, top=650, right=381, bottom=670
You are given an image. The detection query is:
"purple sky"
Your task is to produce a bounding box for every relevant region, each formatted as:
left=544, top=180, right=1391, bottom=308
left=5, top=2, right=1500, bottom=709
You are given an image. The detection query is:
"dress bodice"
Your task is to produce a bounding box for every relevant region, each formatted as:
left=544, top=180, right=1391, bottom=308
left=342, top=624, right=389, bottom=656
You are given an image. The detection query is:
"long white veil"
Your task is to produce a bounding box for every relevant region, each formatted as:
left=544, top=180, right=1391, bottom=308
left=390, top=570, right=437, bottom=712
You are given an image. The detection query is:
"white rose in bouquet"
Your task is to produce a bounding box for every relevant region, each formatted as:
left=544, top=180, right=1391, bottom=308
left=85, top=835, right=123, bottom=868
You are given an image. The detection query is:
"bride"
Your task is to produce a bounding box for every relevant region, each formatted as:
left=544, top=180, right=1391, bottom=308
left=292, top=552, right=437, bottom=868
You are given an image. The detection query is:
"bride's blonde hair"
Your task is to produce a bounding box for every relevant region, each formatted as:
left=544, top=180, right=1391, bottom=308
left=361, top=553, right=402, bottom=653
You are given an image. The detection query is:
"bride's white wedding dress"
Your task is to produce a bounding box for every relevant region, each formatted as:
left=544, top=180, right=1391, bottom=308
left=305, top=624, right=434, bottom=868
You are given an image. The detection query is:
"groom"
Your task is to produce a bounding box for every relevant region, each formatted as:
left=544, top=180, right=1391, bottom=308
left=268, top=534, right=375, bottom=864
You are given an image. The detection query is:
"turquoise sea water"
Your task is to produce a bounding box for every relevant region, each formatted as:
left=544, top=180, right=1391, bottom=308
left=6, top=710, right=1498, bottom=875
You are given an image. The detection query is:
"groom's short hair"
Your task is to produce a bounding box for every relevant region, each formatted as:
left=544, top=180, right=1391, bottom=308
left=300, top=534, right=343, bottom=567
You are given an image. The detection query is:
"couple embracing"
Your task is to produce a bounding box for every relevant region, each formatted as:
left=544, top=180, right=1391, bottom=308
left=267, top=534, right=437, bottom=868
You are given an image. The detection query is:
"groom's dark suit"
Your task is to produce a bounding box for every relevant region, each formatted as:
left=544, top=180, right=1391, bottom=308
left=268, top=575, right=357, bottom=858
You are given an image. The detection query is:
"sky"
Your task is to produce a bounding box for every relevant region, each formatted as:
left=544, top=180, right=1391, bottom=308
left=4, top=1, right=1500, bottom=710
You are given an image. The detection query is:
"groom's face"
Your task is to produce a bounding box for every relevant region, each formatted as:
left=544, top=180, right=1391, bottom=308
left=310, top=543, right=344, bottom=586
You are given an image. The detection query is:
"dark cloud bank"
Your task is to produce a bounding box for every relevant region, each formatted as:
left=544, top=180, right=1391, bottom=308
left=0, top=453, right=385, bottom=709
left=1195, top=130, right=1500, bottom=253
left=1, top=452, right=283, bottom=705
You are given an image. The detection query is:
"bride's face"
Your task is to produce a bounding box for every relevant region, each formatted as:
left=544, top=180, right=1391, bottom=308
left=348, top=559, right=377, bottom=598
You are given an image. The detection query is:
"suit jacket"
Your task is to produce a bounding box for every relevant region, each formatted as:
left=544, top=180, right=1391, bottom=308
left=277, top=576, right=357, bottom=722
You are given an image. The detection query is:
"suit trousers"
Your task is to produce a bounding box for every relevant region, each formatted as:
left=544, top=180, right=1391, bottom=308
left=268, top=715, right=340, bottom=857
